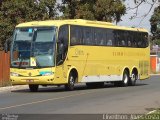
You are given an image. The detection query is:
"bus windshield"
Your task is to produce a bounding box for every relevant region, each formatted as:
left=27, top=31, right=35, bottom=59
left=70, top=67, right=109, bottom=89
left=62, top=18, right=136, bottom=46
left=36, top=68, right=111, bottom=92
left=11, top=27, right=56, bottom=68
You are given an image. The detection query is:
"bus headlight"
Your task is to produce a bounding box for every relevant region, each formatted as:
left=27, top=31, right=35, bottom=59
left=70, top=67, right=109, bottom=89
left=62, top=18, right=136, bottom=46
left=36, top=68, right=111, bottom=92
left=10, top=72, right=19, bottom=77
left=41, top=72, right=53, bottom=76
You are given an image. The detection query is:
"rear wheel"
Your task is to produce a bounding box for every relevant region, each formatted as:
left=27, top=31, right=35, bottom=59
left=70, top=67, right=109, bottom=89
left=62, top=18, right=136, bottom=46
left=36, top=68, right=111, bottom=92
left=121, top=70, right=129, bottom=87
left=29, top=85, right=39, bottom=92
left=115, top=70, right=129, bottom=87
left=129, top=72, right=138, bottom=86
left=65, top=73, right=75, bottom=91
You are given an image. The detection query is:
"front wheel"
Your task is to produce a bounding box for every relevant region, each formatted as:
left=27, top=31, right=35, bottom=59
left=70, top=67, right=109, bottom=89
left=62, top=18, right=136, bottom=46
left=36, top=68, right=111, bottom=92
left=65, top=73, right=75, bottom=91
left=29, top=85, right=39, bottom=92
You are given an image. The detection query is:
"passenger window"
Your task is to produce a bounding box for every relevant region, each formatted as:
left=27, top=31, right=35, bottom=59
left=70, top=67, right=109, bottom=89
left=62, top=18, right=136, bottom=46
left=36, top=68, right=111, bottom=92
left=83, top=27, right=93, bottom=45
left=137, top=33, right=142, bottom=48
left=106, top=29, right=114, bottom=46
left=94, top=28, right=105, bottom=46
left=142, top=33, right=149, bottom=48
left=132, top=32, right=137, bottom=47
left=70, top=25, right=83, bottom=45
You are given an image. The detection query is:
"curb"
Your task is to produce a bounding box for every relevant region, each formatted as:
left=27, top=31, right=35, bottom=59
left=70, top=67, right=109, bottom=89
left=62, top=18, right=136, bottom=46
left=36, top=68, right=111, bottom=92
left=150, top=74, right=160, bottom=76
left=0, top=85, right=28, bottom=93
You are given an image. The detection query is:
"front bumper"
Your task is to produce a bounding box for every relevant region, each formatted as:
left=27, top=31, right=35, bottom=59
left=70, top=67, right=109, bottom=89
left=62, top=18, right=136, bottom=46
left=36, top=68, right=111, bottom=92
left=10, top=75, right=56, bottom=85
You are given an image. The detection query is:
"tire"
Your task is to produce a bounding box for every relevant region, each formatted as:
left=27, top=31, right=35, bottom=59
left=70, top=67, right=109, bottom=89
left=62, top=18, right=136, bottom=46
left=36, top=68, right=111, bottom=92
left=129, top=72, right=138, bottom=86
left=121, top=70, right=129, bottom=87
left=116, top=70, right=129, bottom=87
left=65, top=73, right=75, bottom=91
left=29, top=85, right=39, bottom=92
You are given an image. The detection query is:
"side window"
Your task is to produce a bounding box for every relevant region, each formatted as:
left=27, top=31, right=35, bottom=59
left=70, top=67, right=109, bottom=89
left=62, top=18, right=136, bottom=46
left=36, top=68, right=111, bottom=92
left=106, top=29, right=114, bottom=46
left=127, top=31, right=133, bottom=47
left=57, top=25, right=69, bottom=65
left=118, top=30, right=126, bottom=47
left=137, top=33, right=143, bottom=48
left=115, top=30, right=122, bottom=47
left=114, top=30, right=119, bottom=46
left=132, top=32, right=137, bottom=47
left=94, top=28, right=106, bottom=46
left=83, top=27, right=93, bottom=45
left=70, top=25, right=83, bottom=45
left=142, top=32, right=149, bottom=48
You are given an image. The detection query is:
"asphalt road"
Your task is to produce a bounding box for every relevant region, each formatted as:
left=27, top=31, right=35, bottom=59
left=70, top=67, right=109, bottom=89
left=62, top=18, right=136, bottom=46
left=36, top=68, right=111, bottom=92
left=0, top=76, right=159, bottom=116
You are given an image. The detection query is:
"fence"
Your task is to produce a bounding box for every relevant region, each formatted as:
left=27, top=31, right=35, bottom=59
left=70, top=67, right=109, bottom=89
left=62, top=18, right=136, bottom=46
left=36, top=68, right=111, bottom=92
left=0, top=51, right=10, bottom=86
left=150, top=50, right=160, bottom=73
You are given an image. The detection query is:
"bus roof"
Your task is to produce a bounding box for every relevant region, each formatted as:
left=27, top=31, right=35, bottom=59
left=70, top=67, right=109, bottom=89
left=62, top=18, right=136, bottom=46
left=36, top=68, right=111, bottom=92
left=16, top=19, right=148, bottom=32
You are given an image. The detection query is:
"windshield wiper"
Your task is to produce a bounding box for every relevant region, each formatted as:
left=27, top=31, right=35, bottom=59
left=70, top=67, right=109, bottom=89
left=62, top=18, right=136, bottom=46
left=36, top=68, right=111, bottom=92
left=18, top=58, right=24, bottom=68
left=35, top=57, right=41, bottom=68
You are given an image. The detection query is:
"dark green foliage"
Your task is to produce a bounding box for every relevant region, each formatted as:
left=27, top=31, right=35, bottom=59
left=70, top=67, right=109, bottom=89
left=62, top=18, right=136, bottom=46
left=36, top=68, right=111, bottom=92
left=0, top=0, right=57, bottom=50
left=0, top=0, right=126, bottom=50
left=150, top=6, right=160, bottom=36
left=60, top=0, right=126, bottom=23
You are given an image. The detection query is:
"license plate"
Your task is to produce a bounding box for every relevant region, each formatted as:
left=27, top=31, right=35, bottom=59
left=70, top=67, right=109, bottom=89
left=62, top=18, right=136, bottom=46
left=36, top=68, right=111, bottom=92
left=26, top=79, right=34, bottom=82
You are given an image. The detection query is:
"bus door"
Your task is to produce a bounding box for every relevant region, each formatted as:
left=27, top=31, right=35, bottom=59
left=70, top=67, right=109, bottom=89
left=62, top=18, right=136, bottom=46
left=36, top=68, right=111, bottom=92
left=55, top=25, right=69, bottom=83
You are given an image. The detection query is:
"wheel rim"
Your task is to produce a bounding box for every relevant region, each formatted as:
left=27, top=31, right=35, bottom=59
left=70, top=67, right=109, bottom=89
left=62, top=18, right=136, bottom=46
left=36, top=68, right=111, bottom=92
left=131, top=73, right=137, bottom=84
left=69, top=76, right=74, bottom=87
left=124, top=74, right=128, bottom=84
left=131, top=74, right=136, bottom=81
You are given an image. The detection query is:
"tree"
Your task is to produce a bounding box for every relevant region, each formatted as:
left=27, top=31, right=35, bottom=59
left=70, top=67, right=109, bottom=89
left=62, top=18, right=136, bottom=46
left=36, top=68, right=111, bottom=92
left=0, top=0, right=57, bottom=50
left=127, top=0, right=159, bottom=19
left=150, top=6, right=160, bottom=33
left=150, top=5, right=160, bottom=45
left=60, top=0, right=126, bottom=23
left=0, top=0, right=126, bottom=50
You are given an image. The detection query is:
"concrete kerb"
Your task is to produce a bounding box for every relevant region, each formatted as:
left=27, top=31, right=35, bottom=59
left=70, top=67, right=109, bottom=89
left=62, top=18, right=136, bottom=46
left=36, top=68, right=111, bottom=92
left=150, top=74, right=160, bottom=76
left=0, top=85, right=28, bottom=93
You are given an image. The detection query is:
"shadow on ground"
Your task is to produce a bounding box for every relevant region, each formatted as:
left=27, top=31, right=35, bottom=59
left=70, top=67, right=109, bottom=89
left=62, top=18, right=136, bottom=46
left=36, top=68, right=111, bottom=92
left=11, top=82, right=148, bottom=93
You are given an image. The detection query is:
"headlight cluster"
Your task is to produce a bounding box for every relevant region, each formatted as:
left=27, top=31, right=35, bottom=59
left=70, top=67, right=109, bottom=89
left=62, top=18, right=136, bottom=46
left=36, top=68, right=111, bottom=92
left=10, top=72, right=19, bottom=77
left=41, top=72, right=53, bottom=76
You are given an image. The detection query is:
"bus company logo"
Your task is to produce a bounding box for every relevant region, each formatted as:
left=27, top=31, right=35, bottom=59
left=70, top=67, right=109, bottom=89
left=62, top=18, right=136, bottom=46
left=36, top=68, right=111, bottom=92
left=28, top=72, right=32, bottom=76
left=75, top=48, right=84, bottom=55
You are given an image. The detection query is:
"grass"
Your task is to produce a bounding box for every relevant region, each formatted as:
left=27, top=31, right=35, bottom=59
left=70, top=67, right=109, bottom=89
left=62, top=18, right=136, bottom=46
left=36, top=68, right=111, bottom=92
left=138, top=110, right=160, bottom=120
left=0, top=80, right=11, bottom=87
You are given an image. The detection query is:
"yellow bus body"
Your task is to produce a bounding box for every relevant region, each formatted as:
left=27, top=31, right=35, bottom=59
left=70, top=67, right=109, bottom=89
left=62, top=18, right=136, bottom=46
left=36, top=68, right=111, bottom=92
left=10, top=19, right=150, bottom=85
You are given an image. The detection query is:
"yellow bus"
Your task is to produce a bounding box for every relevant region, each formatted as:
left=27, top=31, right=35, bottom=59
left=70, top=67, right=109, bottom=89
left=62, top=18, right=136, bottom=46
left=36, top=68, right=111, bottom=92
left=9, top=19, right=150, bottom=92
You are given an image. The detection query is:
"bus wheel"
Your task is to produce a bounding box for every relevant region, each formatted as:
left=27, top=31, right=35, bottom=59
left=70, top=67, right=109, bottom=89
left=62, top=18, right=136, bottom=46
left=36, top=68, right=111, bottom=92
left=129, top=72, right=138, bottom=86
left=65, top=73, right=75, bottom=91
left=119, top=70, right=129, bottom=87
left=29, top=85, right=39, bottom=92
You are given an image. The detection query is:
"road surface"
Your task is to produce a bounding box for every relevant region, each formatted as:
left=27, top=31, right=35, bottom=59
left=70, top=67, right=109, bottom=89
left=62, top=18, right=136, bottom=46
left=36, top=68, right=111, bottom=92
left=0, top=76, right=159, bottom=119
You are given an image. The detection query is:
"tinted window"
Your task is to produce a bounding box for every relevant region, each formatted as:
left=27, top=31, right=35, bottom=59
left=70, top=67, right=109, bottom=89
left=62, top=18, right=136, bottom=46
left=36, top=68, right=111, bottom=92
left=94, top=28, right=106, bottom=46
left=106, top=29, right=114, bottom=46
left=142, top=32, right=149, bottom=48
left=70, top=25, right=83, bottom=45
left=83, top=27, right=93, bottom=45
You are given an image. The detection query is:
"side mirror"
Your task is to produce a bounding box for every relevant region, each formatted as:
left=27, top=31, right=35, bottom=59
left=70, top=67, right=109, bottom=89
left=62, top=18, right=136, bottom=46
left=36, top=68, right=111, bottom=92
left=59, top=43, right=65, bottom=60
